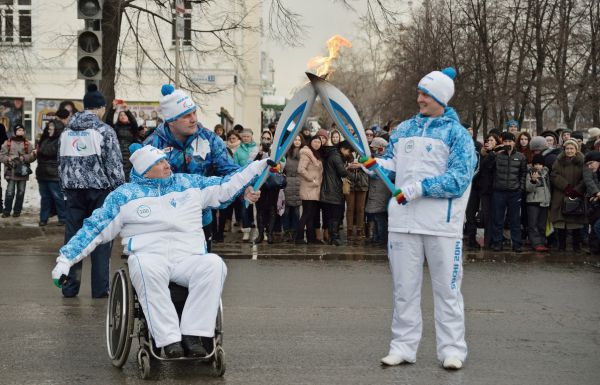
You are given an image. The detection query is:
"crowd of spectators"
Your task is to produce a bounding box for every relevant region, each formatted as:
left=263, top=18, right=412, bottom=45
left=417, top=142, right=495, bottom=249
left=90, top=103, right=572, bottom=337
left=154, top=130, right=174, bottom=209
left=3, top=108, right=600, bottom=254
left=466, top=122, right=600, bottom=253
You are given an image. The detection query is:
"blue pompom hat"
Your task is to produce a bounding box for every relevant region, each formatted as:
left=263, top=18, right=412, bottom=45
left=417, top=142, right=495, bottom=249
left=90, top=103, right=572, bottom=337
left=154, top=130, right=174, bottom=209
left=159, top=84, right=197, bottom=123
left=417, top=67, right=457, bottom=107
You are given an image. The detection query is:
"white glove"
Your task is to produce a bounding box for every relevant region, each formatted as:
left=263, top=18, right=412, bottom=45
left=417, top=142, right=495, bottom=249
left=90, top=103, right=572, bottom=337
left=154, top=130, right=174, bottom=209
left=400, top=182, right=423, bottom=202
left=52, top=259, right=71, bottom=288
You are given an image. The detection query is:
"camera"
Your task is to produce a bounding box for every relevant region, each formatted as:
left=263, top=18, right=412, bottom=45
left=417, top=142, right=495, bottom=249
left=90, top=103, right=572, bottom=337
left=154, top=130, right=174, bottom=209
left=261, top=142, right=271, bottom=152
left=494, top=145, right=511, bottom=153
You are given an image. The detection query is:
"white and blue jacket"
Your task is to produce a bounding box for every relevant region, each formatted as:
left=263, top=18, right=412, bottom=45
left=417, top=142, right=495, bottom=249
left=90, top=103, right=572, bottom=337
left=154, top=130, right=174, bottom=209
left=57, top=159, right=268, bottom=266
left=58, top=111, right=125, bottom=190
left=377, top=108, right=476, bottom=238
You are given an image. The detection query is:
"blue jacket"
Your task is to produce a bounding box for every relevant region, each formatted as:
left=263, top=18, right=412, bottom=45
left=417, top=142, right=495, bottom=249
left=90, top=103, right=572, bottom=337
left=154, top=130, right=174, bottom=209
left=376, top=107, right=476, bottom=237
left=144, top=122, right=240, bottom=225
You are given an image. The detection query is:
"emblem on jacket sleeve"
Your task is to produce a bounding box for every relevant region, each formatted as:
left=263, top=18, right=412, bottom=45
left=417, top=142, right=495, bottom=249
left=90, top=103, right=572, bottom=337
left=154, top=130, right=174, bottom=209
left=169, top=198, right=177, bottom=208
left=137, top=205, right=151, bottom=218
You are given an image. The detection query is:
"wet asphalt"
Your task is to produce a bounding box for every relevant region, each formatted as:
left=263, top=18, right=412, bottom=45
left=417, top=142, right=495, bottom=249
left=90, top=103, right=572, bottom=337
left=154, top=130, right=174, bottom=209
left=0, top=215, right=599, bottom=384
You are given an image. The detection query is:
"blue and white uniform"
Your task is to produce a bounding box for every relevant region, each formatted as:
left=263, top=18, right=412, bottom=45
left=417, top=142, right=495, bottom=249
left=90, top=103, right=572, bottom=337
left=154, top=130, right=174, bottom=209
left=376, top=107, right=476, bottom=363
left=56, top=159, right=268, bottom=347
left=144, top=122, right=239, bottom=226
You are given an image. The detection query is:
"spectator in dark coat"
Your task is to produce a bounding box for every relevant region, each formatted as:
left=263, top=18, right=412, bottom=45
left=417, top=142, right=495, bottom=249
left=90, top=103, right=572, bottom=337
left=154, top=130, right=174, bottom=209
left=105, top=100, right=139, bottom=181
left=479, top=133, right=500, bottom=248
left=583, top=151, right=600, bottom=254
left=320, top=140, right=349, bottom=246
left=490, top=132, right=527, bottom=252
left=463, top=122, right=483, bottom=250
left=549, top=140, right=586, bottom=251
left=282, top=136, right=302, bottom=242
left=36, top=121, right=65, bottom=226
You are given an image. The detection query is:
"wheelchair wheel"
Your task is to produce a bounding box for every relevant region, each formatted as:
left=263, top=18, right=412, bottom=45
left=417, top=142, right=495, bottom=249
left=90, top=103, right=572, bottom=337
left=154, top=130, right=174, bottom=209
left=212, top=346, right=226, bottom=377
left=138, top=348, right=151, bottom=379
left=106, top=268, right=135, bottom=368
left=215, top=302, right=224, bottom=346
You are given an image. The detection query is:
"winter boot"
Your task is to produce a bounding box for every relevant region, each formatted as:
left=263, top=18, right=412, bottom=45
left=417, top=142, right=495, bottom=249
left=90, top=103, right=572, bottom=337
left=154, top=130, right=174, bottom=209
left=572, top=229, right=582, bottom=252
left=355, top=228, right=364, bottom=242
left=347, top=229, right=354, bottom=242
left=267, top=210, right=276, bottom=244
left=253, top=212, right=265, bottom=244
left=467, top=235, right=481, bottom=250
left=329, top=220, right=342, bottom=246
left=556, top=229, right=567, bottom=251
left=241, top=227, right=251, bottom=242
left=323, top=228, right=329, bottom=243
left=315, top=228, right=323, bottom=243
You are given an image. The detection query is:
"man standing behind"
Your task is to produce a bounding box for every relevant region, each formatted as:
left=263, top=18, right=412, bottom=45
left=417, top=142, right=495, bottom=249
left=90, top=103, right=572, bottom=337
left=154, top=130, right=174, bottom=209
left=373, top=67, right=476, bottom=370
left=144, top=85, right=259, bottom=245
left=58, top=84, right=125, bottom=298
left=490, top=132, right=527, bottom=252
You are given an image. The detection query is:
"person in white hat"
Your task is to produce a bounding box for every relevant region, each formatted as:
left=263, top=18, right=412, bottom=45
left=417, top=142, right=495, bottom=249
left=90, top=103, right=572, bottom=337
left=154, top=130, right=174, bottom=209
left=586, top=127, right=600, bottom=152
left=370, top=67, right=476, bottom=370
left=51, top=143, right=274, bottom=359
left=144, top=84, right=261, bottom=249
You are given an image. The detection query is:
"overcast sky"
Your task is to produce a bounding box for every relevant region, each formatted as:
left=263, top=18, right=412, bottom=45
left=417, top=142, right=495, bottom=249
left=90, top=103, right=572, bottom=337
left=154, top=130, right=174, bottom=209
left=262, top=0, right=369, bottom=98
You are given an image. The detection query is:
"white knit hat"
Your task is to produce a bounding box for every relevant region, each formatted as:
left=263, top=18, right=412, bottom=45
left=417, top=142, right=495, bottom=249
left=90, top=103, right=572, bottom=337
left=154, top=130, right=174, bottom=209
left=129, top=144, right=167, bottom=176
left=159, top=84, right=197, bottom=123
left=417, top=67, right=457, bottom=107
left=588, top=127, right=600, bottom=139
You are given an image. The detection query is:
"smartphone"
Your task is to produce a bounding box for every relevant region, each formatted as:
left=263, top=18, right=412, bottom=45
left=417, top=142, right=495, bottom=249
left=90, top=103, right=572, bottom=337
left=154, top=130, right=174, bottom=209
left=114, top=99, right=124, bottom=105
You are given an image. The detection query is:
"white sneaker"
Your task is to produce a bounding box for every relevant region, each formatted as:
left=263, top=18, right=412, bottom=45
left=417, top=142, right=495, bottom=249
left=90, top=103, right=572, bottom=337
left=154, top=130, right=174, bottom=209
left=442, top=357, right=463, bottom=370
left=381, top=354, right=404, bottom=366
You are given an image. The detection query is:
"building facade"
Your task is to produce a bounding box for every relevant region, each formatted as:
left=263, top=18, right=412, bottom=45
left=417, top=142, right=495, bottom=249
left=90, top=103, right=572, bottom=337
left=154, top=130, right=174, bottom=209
left=0, top=0, right=264, bottom=139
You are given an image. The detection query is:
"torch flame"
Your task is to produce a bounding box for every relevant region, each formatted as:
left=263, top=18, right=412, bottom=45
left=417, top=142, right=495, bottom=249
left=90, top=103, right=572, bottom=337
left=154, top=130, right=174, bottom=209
left=307, top=34, right=352, bottom=78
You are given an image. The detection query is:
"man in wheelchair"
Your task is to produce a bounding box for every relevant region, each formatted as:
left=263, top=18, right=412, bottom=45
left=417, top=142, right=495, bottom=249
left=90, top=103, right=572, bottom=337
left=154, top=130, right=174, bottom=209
left=52, top=143, right=273, bottom=358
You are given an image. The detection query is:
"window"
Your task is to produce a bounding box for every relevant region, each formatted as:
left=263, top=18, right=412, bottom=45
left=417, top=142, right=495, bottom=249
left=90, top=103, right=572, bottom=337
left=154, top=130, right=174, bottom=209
left=172, top=0, right=191, bottom=46
left=0, top=0, right=31, bottom=44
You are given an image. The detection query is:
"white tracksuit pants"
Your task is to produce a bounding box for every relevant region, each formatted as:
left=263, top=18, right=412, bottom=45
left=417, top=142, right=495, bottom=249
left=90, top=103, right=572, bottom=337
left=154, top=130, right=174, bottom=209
left=128, top=252, right=227, bottom=348
left=387, top=232, right=467, bottom=362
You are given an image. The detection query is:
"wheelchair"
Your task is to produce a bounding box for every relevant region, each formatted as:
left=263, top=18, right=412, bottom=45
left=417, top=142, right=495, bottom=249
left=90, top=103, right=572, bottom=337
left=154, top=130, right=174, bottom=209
left=105, top=265, right=225, bottom=379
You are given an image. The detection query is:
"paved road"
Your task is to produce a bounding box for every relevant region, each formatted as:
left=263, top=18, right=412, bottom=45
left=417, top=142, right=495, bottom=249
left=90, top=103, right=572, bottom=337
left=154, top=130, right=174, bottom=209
left=0, top=236, right=598, bottom=385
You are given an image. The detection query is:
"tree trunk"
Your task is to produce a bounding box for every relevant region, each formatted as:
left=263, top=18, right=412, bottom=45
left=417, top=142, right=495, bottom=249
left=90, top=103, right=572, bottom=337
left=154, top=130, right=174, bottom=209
left=100, top=0, right=124, bottom=106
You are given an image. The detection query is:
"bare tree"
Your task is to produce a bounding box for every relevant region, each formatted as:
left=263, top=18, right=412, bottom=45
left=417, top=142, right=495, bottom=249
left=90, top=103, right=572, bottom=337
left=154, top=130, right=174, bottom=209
left=547, top=0, right=595, bottom=130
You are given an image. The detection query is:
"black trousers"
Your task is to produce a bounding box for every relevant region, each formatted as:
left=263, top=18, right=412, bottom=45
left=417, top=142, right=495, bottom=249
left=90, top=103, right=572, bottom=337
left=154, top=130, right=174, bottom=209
left=296, top=200, right=319, bottom=241
left=321, top=202, right=344, bottom=225
left=464, top=187, right=480, bottom=242
left=62, top=188, right=112, bottom=298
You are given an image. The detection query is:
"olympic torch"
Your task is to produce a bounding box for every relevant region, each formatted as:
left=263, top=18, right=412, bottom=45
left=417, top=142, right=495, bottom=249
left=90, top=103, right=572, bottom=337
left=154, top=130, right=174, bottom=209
left=245, top=83, right=317, bottom=207
left=306, top=72, right=403, bottom=204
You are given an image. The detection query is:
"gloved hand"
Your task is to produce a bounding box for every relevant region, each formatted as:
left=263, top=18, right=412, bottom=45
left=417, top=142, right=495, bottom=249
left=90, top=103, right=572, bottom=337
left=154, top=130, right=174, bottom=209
left=266, top=159, right=281, bottom=173
left=399, top=182, right=423, bottom=202
left=51, top=259, right=71, bottom=288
